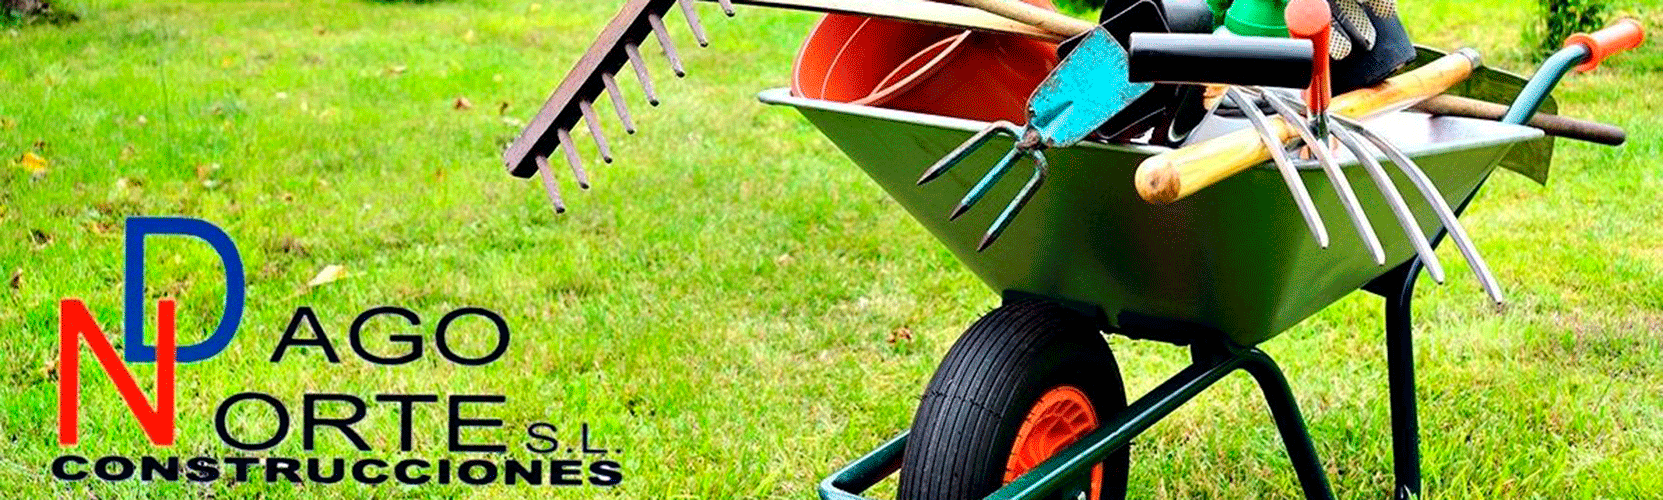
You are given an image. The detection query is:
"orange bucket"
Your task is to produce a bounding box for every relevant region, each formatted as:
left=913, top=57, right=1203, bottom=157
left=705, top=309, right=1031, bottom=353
left=791, top=1, right=1061, bottom=125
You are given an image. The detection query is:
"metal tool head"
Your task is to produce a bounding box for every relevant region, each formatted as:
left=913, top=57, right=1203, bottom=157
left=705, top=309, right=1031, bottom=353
left=1027, top=27, right=1155, bottom=148
left=503, top=0, right=721, bottom=213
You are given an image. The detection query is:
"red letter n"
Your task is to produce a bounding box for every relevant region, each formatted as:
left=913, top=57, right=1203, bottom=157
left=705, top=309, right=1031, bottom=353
left=57, top=299, right=176, bottom=446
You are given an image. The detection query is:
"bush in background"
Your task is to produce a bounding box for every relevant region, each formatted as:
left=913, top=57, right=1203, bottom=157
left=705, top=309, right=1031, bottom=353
left=1053, top=0, right=1107, bottom=17
left=2, top=0, right=78, bottom=27
left=1529, top=0, right=1608, bottom=59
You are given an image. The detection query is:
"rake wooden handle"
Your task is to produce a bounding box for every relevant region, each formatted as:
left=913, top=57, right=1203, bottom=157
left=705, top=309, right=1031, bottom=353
left=708, top=0, right=1068, bottom=40
left=1134, top=49, right=1481, bottom=204
left=951, top=0, right=1096, bottom=37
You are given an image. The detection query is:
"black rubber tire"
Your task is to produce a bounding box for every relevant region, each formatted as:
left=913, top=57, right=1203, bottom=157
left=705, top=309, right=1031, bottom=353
left=897, top=300, right=1130, bottom=500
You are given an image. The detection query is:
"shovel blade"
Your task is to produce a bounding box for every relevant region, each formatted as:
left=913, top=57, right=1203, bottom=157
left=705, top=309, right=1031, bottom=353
left=1027, top=27, right=1155, bottom=148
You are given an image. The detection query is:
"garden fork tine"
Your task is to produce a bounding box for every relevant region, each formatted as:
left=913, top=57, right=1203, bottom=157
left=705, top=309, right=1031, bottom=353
left=1329, top=112, right=1505, bottom=304
left=1253, top=88, right=1387, bottom=264
left=1226, top=88, right=1331, bottom=248
left=1263, top=91, right=1501, bottom=302
left=978, top=149, right=1047, bottom=251
left=1256, top=88, right=1442, bottom=280
left=1328, top=122, right=1446, bottom=282
left=918, top=121, right=1023, bottom=186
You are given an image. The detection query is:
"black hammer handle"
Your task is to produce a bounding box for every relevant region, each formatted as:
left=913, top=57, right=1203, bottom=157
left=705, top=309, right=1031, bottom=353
left=1128, top=33, right=1314, bottom=88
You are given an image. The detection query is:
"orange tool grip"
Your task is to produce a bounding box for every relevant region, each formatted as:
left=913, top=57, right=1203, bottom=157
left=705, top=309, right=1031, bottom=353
left=1565, top=18, right=1645, bottom=72
left=1284, top=0, right=1331, bottom=112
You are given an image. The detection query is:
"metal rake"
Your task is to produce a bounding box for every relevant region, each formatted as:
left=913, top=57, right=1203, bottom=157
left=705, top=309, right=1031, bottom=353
left=503, top=0, right=734, bottom=213
left=502, top=0, right=1066, bottom=213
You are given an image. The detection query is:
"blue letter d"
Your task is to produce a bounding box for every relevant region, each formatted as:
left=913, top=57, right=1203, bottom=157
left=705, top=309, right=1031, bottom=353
left=124, top=217, right=244, bottom=363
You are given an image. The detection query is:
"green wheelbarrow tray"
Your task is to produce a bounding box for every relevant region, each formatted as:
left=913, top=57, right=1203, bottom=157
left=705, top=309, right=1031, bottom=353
left=758, top=89, right=1541, bottom=347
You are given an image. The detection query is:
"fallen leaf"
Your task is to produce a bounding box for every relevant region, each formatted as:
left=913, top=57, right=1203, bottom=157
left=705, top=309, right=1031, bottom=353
left=135, top=115, right=148, bottom=125
left=17, top=152, right=47, bottom=174
left=314, top=26, right=327, bottom=36
left=275, top=91, right=289, bottom=100
left=887, top=326, right=914, bottom=345
left=9, top=268, right=20, bottom=290
left=85, top=220, right=115, bottom=235
left=115, top=177, right=141, bottom=190
left=387, top=65, right=406, bottom=76
left=453, top=97, right=473, bottom=111
left=307, top=264, right=347, bottom=288
left=195, top=163, right=220, bottom=181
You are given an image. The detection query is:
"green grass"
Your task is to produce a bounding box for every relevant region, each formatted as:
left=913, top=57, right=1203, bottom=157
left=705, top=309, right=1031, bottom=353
left=1, top=0, right=1660, bottom=498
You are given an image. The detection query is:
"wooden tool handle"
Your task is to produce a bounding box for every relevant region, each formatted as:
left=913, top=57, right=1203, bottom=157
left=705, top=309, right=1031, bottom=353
left=1134, top=50, right=1480, bottom=204
left=710, top=0, right=1065, bottom=40
left=952, top=0, right=1096, bottom=37
left=1412, top=94, right=1627, bottom=146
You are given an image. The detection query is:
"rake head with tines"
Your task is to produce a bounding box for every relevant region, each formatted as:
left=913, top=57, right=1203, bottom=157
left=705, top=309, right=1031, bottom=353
left=503, top=0, right=734, bottom=213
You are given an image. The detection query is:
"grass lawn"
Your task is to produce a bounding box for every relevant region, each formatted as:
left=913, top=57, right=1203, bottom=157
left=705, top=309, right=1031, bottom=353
left=2, top=0, right=1660, bottom=498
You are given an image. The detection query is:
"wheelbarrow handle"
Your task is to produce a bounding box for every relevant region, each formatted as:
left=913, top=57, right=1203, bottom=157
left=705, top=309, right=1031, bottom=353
left=1414, top=95, right=1627, bottom=146
left=1503, top=18, right=1645, bottom=125
left=1134, top=49, right=1480, bottom=205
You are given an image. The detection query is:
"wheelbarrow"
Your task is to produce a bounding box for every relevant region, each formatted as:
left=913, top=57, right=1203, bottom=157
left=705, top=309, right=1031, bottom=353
left=490, top=1, right=1641, bottom=496
left=753, top=23, right=1644, bottom=500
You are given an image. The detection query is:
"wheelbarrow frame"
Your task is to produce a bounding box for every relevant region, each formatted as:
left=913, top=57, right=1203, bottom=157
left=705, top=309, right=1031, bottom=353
left=819, top=235, right=1451, bottom=500
left=814, top=42, right=1596, bottom=500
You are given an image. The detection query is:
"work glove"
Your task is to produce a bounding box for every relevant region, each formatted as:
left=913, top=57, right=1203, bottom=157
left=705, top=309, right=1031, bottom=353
left=1326, top=0, right=1395, bottom=60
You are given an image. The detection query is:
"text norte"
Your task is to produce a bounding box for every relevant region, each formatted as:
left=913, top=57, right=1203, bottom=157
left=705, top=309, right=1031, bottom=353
left=52, top=217, right=621, bottom=487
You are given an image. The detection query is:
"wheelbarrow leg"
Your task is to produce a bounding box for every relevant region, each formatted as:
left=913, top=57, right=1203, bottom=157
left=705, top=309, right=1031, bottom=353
left=1385, top=260, right=1425, bottom=500
left=1240, top=349, right=1338, bottom=500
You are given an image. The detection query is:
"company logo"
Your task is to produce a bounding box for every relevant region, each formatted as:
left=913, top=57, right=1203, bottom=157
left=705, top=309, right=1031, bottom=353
left=53, top=217, right=622, bottom=488
left=58, top=217, right=244, bottom=447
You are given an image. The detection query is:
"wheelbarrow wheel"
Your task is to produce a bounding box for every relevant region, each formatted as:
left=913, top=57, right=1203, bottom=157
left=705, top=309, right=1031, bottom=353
left=898, top=300, right=1129, bottom=500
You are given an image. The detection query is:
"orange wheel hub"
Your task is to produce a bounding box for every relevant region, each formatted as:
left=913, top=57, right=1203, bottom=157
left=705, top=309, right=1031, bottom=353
left=1003, top=385, right=1102, bottom=499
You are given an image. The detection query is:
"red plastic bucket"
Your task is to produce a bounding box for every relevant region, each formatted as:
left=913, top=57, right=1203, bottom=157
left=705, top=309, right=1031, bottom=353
left=791, top=1, right=1061, bottom=124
